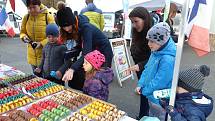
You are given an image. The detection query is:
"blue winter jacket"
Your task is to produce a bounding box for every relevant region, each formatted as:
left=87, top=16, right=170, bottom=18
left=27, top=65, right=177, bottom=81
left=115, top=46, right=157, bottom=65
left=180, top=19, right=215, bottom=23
left=138, top=38, right=176, bottom=105
left=71, top=15, right=113, bottom=71
left=169, top=92, right=213, bottom=121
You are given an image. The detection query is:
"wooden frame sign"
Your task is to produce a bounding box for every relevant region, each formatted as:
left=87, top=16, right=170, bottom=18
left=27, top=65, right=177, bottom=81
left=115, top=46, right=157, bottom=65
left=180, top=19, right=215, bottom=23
left=110, top=38, right=132, bottom=87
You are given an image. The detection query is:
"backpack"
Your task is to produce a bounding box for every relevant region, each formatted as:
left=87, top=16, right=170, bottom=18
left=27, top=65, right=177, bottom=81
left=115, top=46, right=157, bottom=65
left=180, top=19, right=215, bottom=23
left=150, top=12, right=163, bottom=26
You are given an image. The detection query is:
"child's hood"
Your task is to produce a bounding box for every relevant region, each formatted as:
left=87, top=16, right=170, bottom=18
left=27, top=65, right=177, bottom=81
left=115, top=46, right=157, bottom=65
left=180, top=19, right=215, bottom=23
left=177, top=92, right=213, bottom=117
left=154, top=37, right=176, bottom=57
left=192, top=94, right=213, bottom=117
left=95, top=68, right=114, bottom=85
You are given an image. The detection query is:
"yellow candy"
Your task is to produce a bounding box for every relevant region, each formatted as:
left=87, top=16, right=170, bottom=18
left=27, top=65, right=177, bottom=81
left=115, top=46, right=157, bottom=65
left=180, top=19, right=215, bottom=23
left=14, top=102, right=19, bottom=107
left=101, top=108, right=106, bottom=112
left=98, top=103, right=103, bottom=107
left=86, top=107, right=91, bottom=111
left=91, top=104, right=96, bottom=108
left=93, top=110, right=98, bottom=115
left=30, top=118, right=39, bottom=121
left=18, top=101, right=23, bottom=106
left=9, top=104, right=15, bottom=109
left=97, top=111, right=102, bottom=115
left=1, top=107, right=6, bottom=113
left=80, top=109, right=88, bottom=115
left=94, top=106, right=99, bottom=109
left=4, top=105, right=10, bottom=111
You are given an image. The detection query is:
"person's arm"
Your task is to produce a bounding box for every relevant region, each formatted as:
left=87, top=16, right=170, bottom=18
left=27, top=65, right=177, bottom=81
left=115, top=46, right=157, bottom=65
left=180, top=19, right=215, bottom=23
left=137, top=64, right=148, bottom=88
left=71, top=26, right=93, bottom=71
left=142, top=56, right=174, bottom=96
left=20, top=14, right=28, bottom=40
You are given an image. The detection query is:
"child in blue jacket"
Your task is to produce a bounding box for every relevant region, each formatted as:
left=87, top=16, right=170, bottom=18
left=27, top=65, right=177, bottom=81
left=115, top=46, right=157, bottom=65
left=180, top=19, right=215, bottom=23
left=162, top=65, right=213, bottom=121
left=136, top=22, right=176, bottom=121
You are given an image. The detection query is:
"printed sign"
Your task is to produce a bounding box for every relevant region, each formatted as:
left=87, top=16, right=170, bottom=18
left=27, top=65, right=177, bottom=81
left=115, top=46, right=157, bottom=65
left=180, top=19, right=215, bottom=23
left=110, top=38, right=132, bottom=87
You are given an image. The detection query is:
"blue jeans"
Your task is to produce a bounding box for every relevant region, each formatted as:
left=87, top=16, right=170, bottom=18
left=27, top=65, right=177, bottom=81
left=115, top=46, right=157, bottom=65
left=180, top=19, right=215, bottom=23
left=149, top=101, right=166, bottom=121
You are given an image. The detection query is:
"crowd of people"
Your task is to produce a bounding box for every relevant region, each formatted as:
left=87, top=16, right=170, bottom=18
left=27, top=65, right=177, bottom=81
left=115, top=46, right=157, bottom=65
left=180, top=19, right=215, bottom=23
left=19, top=0, right=213, bottom=121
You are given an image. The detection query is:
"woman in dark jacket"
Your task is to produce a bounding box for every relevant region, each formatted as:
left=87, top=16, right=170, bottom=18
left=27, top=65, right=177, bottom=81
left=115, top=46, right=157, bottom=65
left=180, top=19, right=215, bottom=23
left=128, top=7, right=152, bottom=119
left=56, top=6, right=113, bottom=90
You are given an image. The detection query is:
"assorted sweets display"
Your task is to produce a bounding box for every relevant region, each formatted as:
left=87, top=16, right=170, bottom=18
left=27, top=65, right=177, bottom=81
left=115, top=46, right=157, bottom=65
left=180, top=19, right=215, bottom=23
left=15, top=77, right=64, bottom=99
left=69, top=101, right=125, bottom=121
left=3, top=74, right=36, bottom=86
left=50, top=89, right=93, bottom=111
left=0, top=73, right=129, bottom=121
left=27, top=100, right=70, bottom=121
left=0, top=110, right=38, bottom=121
left=0, top=86, right=32, bottom=114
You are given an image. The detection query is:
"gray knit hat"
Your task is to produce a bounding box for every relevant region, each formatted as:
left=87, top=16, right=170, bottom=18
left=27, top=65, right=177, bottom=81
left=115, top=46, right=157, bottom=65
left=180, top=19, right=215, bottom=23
left=178, top=65, right=210, bottom=92
left=146, top=22, right=170, bottom=45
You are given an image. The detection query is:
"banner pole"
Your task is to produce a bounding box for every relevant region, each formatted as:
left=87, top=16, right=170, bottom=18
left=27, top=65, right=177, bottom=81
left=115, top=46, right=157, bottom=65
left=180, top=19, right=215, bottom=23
left=168, top=0, right=190, bottom=120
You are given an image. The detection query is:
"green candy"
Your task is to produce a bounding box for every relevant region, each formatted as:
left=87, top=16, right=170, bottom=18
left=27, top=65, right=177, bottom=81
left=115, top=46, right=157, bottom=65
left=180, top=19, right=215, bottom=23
left=65, top=109, right=70, bottom=115
left=40, top=114, right=46, bottom=121
left=56, top=110, right=62, bottom=115
left=52, top=109, right=58, bottom=114
left=59, top=112, right=65, bottom=117
left=53, top=116, right=60, bottom=121
left=43, top=110, right=50, bottom=115
left=50, top=114, right=56, bottom=118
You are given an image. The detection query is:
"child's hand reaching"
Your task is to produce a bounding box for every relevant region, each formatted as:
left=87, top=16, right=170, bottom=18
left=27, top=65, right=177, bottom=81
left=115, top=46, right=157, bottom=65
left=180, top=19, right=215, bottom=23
left=50, top=71, right=62, bottom=80
left=135, top=87, right=141, bottom=95
left=34, top=68, right=41, bottom=73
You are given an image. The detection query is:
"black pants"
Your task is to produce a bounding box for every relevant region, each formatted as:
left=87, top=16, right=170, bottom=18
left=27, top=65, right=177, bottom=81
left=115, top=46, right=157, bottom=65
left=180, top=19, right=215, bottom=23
left=136, top=71, right=149, bottom=119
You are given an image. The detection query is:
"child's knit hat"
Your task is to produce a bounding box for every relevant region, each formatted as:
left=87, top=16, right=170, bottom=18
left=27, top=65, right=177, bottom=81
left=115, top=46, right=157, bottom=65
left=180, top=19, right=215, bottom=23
left=146, top=22, right=171, bottom=45
left=46, top=23, right=59, bottom=37
left=178, top=65, right=210, bottom=92
left=84, top=50, right=105, bottom=70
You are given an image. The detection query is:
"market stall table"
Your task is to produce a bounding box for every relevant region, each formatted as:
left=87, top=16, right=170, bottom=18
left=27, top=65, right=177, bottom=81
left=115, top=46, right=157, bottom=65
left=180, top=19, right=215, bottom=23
left=0, top=64, right=137, bottom=121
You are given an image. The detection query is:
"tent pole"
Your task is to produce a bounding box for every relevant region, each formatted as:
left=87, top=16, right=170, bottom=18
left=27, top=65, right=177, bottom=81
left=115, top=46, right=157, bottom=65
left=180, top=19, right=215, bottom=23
left=167, top=0, right=189, bottom=120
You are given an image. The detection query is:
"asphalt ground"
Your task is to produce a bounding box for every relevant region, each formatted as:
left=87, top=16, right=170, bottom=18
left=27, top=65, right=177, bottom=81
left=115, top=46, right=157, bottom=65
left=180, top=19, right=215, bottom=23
left=0, top=36, right=214, bottom=120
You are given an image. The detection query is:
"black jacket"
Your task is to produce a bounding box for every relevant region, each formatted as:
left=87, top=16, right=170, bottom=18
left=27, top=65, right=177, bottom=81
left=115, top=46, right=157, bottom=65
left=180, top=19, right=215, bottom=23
left=70, top=15, right=113, bottom=71
left=130, top=34, right=151, bottom=72
left=39, top=42, right=67, bottom=78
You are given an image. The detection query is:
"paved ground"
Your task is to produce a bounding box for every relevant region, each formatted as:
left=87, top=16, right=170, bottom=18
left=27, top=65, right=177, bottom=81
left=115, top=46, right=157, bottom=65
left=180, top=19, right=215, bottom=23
left=0, top=36, right=214, bottom=120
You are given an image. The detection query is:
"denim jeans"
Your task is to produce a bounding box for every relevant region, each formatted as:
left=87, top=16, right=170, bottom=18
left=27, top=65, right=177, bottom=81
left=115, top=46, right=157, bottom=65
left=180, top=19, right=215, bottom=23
left=149, top=101, right=166, bottom=121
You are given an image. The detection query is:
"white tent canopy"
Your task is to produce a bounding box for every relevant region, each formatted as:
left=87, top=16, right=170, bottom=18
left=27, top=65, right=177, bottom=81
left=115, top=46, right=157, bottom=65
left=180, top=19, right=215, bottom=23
left=66, top=0, right=184, bottom=13
left=129, top=0, right=184, bottom=11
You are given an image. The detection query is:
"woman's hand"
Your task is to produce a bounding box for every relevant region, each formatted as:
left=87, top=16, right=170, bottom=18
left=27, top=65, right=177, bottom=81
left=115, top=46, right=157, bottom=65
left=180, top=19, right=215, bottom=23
left=130, top=64, right=140, bottom=71
left=127, top=64, right=140, bottom=72
left=62, top=69, right=74, bottom=82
